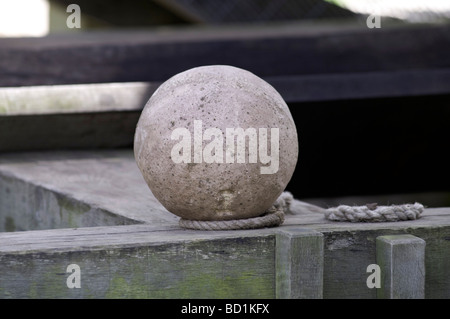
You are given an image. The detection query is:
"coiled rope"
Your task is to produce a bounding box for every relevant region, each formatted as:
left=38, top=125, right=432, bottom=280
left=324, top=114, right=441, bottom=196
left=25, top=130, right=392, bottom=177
left=179, top=192, right=292, bottom=231
left=179, top=192, right=425, bottom=230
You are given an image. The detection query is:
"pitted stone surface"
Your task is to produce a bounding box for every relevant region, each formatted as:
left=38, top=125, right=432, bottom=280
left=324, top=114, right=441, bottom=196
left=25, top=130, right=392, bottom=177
left=134, top=65, right=298, bottom=221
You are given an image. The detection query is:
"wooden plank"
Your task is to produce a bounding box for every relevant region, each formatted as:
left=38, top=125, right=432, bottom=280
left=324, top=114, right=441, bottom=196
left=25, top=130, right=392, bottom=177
left=0, top=111, right=140, bottom=151
left=269, top=69, right=450, bottom=102
left=0, top=150, right=182, bottom=230
left=1, top=67, right=449, bottom=116
left=0, top=219, right=449, bottom=298
left=276, top=227, right=323, bottom=299
left=1, top=68, right=448, bottom=153
left=0, top=223, right=276, bottom=254
left=0, top=150, right=450, bottom=298
left=0, top=82, right=158, bottom=115
left=0, top=173, right=139, bottom=232
left=0, top=24, right=448, bottom=87
left=376, top=234, right=426, bottom=299
left=0, top=230, right=276, bottom=298
left=319, top=224, right=449, bottom=299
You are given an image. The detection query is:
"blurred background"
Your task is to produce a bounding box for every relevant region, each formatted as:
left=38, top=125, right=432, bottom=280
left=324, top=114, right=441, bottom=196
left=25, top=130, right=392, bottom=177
left=0, top=0, right=449, bottom=37
left=0, top=0, right=449, bottom=207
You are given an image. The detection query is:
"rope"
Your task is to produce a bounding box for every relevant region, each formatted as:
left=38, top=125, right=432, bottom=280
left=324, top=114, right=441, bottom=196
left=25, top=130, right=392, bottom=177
left=324, top=202, right=424, bottom=222
left=179, top=192, right=293, bottom=231
left=179, top=192, right=425, bottom=230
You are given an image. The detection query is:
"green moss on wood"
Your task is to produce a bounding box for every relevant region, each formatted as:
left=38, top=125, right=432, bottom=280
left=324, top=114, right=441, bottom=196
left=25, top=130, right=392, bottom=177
left=4, top=216, right=15, bottom=232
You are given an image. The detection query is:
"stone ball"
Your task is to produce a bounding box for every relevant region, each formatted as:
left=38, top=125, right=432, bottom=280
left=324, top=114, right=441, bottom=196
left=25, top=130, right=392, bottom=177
left=134, top=65, right=298, bottom=221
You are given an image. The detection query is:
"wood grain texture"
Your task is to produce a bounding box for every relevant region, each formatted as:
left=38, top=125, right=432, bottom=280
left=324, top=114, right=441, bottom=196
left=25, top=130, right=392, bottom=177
left=0, top=82, right=158, bottom=115
left=276, top=227, right=323, bottom=299
left=0, top=150, right=449, bottom=298
left=0, top=218, right=449, bottom=298
left=0, top=226, right=275, bottom=298
left=0, top=24, right=449, bottom=87
left=377, top=235, right=425, bottom=299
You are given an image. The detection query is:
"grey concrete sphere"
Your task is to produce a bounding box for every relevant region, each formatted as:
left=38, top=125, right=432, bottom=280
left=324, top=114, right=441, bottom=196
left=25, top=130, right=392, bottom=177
left=134, top=65, right=298, bottom=221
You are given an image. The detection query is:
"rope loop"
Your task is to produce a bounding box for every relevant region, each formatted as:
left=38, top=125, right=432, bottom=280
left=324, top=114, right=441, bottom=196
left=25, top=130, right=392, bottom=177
left=179, top=192, right=292, bottom=231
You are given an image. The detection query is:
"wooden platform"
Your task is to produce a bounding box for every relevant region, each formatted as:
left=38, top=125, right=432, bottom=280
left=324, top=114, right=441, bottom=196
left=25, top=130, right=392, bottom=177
left=1, top=22, right=449, bottom=299
left=0, top=150, right=449, bottom=298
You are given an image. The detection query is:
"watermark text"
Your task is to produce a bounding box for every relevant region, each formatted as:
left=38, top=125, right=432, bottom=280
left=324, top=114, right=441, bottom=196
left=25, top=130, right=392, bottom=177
left=170, top=120, right=279, bottom=174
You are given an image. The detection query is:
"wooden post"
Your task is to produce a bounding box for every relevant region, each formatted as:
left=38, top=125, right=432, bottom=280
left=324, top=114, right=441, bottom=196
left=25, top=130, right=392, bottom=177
left=376, top=234, right=426, bottom=299
left=276, top=227, right=324, bottom=299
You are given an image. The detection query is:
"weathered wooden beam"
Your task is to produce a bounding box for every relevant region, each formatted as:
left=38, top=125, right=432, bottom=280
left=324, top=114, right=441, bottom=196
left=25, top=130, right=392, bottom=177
left=0, top=82, right=157, bottom=151
left=0, top=111, right=140, bottom=151
left=2, top=67, right=449, bottom=116
left=0, top=226, right=277, bottom=298
left=0, top=211, right=449, bottom=298
left=1, top=150, right=450, bottom=298
left=270, top=69, right=450, bottom=102
left=0, top=24, right=448, bottom=87
left=0, top=68, right=450, bottom=116
left=276, top=227, right=324, bottom=299
left=0, top=82, right=158, bottom=115
left=376, top=234, right=426, bottom=299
